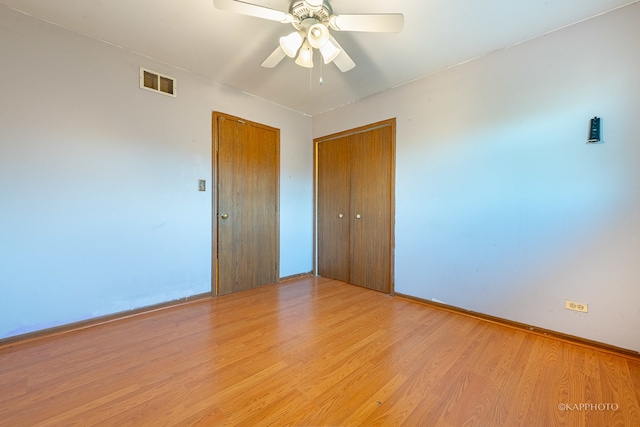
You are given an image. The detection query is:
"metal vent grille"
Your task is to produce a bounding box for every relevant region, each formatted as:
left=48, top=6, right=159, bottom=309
left=139, top=67, right=176, bottom=97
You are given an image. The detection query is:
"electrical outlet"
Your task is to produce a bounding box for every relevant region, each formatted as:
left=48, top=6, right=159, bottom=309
left=565, top=300, right=588, bottom=313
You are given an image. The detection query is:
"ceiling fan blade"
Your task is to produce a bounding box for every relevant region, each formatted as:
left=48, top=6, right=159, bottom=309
left=261, top=46, right=287, bottom=68
left=329, top=14, right=404, bottom=32
left=213, top=0, right=294, bottom=23
left=328, top=36, right=355, bottom=72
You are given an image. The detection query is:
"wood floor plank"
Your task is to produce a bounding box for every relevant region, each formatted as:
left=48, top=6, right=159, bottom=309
left=1, top=276, right=638, bottom=426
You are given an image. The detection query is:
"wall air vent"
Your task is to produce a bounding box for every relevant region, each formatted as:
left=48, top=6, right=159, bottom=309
left=140, top=67, right=176, bottom=97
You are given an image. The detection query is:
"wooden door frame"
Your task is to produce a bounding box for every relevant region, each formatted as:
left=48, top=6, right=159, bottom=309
left=212, top=112, right=281, bottom=296
left=313, top=118, right=396, bottom=294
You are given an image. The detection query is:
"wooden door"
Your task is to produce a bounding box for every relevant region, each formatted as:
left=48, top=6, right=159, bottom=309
left=349, top=126, right=393, bottom=293
left=315, top=119, right=395, bottom=294
left=215, top=113, right=279, bottom=296
left=317, top=135, right=352, bottom=282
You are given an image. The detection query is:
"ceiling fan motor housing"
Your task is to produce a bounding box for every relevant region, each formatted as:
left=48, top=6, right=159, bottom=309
left=290, top=0, right=332, bottom=30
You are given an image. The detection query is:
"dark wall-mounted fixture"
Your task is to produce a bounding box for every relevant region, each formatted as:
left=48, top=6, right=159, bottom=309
left=587, top=116, right=602, bottom=144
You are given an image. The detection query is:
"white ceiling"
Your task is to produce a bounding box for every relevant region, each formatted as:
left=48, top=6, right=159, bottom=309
left=2, top=0, right=637, bottom=115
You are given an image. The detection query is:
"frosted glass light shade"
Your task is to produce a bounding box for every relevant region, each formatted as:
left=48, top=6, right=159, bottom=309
left=295, top=41, right=314, bottom=68
left=307, top=23, right=329, bottom=49
left=320, top=39, right=341, bottom=64
left=279, top=32, right=304, bottom=58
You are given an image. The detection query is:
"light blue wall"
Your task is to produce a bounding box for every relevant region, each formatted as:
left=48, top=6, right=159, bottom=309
left=0, top=6, right=313, bottom=339
left=314, top=3, right=640, bottom=352
left=3, top=1, right=639, bottom=352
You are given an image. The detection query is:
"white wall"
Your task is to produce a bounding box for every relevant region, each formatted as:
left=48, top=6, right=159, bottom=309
left=0, top=6, right=313, bottom=339
left=313, top=3, right=640, bottom=352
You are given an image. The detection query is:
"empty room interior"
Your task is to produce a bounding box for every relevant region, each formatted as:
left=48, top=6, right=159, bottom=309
left=1, top=0, right=640, bottom=425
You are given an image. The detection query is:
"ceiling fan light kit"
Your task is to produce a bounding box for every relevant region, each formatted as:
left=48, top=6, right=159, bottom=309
left=307, top=23, right=329, bottom=49
left=319, top=39, right=340, bottom=64
left=295, top=41, right=314, bottom=68
left=212, top=0, right=404, bottom=72
left=280, top=31, right=304, bottom=57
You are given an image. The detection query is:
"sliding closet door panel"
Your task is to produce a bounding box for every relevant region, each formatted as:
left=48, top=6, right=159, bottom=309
left=317, top=137, right=351, bottom=282
left=350, top=127, right=392, bottom=293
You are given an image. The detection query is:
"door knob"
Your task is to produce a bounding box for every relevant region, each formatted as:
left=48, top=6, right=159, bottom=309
left=356, top=214, right=362, bottom=219
left=220, top=213, right=229, bottom=219
left=338, top=213, right=344, bottom=218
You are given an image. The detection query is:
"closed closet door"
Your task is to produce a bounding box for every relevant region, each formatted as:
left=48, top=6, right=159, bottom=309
left=350, top=126, right=393, bottom=293
left=316, top=119, right=395, bottom=294
left=317, top=135, right=351, bottom=283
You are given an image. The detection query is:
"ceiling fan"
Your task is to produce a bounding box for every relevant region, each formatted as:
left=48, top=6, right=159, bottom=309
left=212, top=0, right=404, bottom=72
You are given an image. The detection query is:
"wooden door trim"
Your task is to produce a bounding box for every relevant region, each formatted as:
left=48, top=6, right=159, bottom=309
left=314, top=120, right=396, bottom=143
left=212, top=112, right=281, bottom=296
left=313, top=118, right=396, bottom=294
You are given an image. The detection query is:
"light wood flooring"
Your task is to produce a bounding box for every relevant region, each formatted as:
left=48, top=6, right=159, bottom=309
left=1, top=276, right=639, bottom=426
